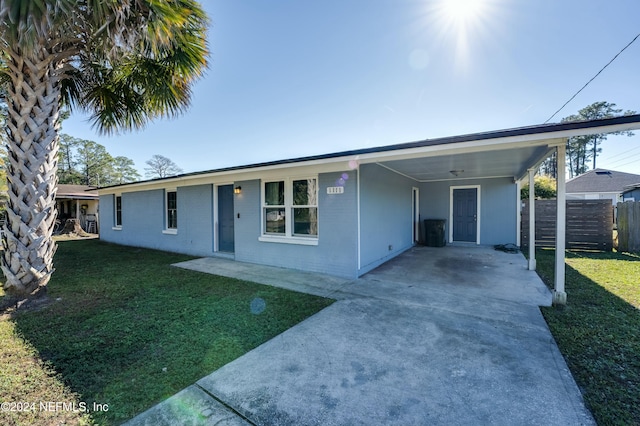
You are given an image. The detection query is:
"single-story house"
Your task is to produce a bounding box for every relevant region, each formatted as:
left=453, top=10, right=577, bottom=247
left=566, top=168, right=640, bottom=205
left=98, top=115, right=640, bottom=304
left=622, top=183, right=640, bottom=201
left=56, top=184, right=99, bottom=233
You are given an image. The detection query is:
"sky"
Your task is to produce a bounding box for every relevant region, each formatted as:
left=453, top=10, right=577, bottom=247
left=62, top=0, right=640, bottom=177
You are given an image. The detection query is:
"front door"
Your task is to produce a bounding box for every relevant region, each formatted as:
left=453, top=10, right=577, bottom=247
left=452, top=188, right=478, bottom=243
left=218, top=185, right=235, bottom=252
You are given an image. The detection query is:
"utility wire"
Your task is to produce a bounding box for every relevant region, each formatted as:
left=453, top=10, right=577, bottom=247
left=544, top=32, right=640, bottom=123
left=607, top=156, right=640, bottom=169
left=602, top=144, right=640, bottom=162
left=604, top=151, right=640, bottom=167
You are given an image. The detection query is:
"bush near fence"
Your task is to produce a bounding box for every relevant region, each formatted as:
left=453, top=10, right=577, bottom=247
left=521, top=199, right=613, bottom=251
left=617, top=201, right=640, bottom=253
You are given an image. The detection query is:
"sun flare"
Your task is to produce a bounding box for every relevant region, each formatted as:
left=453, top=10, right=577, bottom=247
left=413, top=0, right=500, bottom=71
left=442, top=0, right=486, bottom=24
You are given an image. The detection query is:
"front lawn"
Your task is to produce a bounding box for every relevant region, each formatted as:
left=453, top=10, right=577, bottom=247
left=537, top=249, right=640, bottom=425
left=0, top=240, right=334, bottom=425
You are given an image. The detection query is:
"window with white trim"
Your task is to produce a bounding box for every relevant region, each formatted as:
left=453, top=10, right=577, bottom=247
left=264, top=181, right=286, bottom=234
left=166, top=190, right=177, bottom=230
left=292, top=178, right=318, bottom=236
left=114, top=195, right=122, bottom=227
left=262, top=177, right=318, bottom=239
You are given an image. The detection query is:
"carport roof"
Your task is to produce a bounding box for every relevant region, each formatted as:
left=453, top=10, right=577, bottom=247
left=99, top=114, right=640, bottom=191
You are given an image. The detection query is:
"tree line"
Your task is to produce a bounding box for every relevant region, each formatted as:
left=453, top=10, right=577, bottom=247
left=524, top=101, right=636, bottom=200
left=58, top=137, right=185, bottom=186
left=58, top=134, right=140, bottom=186
left=539, top=101, right=636, bottom=179
left=5, top=126, right=184, bottom=187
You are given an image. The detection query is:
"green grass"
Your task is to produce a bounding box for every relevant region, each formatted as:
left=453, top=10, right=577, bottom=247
left=1, top=240, right=334, bottom=425
left=0, top=319, right=94, bottom=425
left=536, top=249, right=640, bottom=425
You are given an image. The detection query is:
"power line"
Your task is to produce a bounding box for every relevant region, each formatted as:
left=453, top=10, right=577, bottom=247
left=544, top=32, right=640, bottom=123
left=603, top=151, right=640, bottom=167
left=606, top=156, right=640, bottom=169
left=602, top=144, right=640, bottom=162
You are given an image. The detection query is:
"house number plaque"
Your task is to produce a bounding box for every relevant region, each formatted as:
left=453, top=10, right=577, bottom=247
left=327, top=186, right=344, bottom=194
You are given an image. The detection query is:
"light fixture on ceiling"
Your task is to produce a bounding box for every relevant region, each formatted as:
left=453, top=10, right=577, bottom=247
left=449, top=169, right=464, bottom=177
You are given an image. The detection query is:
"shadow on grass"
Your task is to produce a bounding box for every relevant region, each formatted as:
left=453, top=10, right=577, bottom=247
left=7, top=240, right=334, bottom=425
left=535, top=249, right=640, bottom=425
left=565, top=250, right=640, bottom=261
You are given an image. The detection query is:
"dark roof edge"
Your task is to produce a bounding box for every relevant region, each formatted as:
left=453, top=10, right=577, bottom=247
left=98, top=114, right=640, bottom=190
left=623, top=182, right=640, bottom=190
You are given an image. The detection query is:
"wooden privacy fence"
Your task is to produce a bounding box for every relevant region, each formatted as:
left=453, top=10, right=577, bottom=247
left=617, top=201, right=640, bottom=253
left=521, top=199, right=613, bottom=251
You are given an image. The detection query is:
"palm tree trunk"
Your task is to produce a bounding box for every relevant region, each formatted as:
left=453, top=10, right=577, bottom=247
left=1, top=48, right=61, bottom=297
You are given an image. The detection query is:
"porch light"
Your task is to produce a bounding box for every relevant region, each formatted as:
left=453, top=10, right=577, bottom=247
left=234, top=186, right=242, bottom=194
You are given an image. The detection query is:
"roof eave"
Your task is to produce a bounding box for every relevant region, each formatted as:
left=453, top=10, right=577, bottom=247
left=97, top=114, right=640, bottom=194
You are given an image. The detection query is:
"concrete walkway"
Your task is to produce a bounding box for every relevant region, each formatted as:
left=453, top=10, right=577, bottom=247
left=124, top=246, right=594, bottom=426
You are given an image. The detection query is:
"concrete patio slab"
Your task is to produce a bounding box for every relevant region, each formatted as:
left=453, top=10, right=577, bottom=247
left=360, top=245, right=552, bottom=307
left=172, top=256, right=354, bottom=300
left=126, top=246, right=594, bottom=426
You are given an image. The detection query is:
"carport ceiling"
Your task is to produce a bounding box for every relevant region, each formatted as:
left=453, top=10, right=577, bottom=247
left=376, top=144, right=554, bottom=182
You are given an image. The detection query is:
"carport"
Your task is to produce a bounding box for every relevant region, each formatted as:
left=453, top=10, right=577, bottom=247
left=352, top=114, right=640, bottom=304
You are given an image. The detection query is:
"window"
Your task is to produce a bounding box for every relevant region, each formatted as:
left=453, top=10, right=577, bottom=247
left=166, top=190, right=177, bottom=230
left=292, top=178, right=318, bottom=236
left=262, top=177, right=318, bottom=243
left=114, top=195, right=122, bottom=227
left=264, top=181, right=285, bottom=234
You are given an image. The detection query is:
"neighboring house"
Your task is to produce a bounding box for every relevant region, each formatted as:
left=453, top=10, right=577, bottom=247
left=56, top=184, right=99, bottom=233
left=622, top=183, right=640, bottom=202
left=566, top=168, right=640, bottom=205
left=98, top=115, right=640, bottom=280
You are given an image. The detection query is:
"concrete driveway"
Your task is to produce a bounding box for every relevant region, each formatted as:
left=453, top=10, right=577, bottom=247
left=125, top=246, right=594, bottom=426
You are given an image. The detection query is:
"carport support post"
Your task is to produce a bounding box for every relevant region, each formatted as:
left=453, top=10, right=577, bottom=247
left=528, top=168, right=536, bottom=271
left=554, top=144, right=567, bottom=305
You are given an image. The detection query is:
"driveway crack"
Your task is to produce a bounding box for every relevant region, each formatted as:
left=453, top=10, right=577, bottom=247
left=195, top=383, right=258, bottom=426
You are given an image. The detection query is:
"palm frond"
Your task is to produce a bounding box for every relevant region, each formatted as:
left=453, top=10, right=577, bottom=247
left=78, top=0, right=208, bottom=134
left=2, top=0, right=208, bottom=134
left=0, top=0, right=76, bottom=51
left=79, top=61, right=147, bottom=134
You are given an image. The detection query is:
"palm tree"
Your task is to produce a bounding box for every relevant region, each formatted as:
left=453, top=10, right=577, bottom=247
left=0, top=1, right=208, bottom=297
